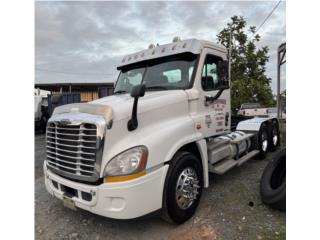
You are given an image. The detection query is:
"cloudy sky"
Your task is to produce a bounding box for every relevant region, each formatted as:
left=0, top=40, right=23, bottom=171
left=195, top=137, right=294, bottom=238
left=35, top=1, right=286, bottom=92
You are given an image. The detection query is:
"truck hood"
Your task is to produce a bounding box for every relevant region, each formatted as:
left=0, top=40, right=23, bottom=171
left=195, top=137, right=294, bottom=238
left=52, top=90, right=188, bottom=125
left=90, top=90, right=188, bottom=121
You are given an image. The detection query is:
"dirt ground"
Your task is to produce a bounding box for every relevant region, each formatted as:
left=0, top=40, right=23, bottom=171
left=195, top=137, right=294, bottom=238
left=35, top=134, right=285, bottom=240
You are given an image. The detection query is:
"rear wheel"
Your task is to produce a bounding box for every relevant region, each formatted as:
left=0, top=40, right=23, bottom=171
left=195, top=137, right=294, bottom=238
left=268, top=120, right=280, bottom=152
left=162, top=151, right=203, bottom=224
left=253, top=123, right=269, bottom=159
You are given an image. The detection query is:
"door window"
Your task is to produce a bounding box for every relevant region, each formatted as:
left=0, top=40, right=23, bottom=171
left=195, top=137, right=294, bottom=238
left=201, top=55, right=223, bottom=91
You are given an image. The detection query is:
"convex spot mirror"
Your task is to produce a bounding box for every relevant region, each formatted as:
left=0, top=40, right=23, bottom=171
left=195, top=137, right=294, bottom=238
left=217, top=60, right=229, bottom=89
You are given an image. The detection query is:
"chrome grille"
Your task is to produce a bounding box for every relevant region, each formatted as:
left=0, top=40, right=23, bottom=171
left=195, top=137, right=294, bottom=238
left=46, top=122, right=98, bottom=177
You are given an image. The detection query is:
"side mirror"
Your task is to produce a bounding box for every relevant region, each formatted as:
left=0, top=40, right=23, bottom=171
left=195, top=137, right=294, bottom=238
left=128, top=84, right=146, bottom=131
left=217, top=60, right=229, bottom=88
left=130, top=84, right=146, bottom=98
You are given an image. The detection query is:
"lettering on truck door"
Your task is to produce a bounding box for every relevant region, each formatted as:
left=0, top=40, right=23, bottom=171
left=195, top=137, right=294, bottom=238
left=196, top=50, right=231, bottom=137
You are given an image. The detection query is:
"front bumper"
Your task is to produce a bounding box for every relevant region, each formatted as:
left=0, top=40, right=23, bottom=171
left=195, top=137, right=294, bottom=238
left=44, top=161, right=169, bottom=219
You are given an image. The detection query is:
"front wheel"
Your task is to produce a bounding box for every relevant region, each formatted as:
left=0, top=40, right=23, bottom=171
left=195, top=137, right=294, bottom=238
left=162, top=151, right=203, bottom=224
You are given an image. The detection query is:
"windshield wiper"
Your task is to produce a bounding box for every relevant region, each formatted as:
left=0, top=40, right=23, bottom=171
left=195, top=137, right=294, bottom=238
left=145, top=86, right=168, bottom=91
left=145, top=85, right=184, bottom=91
left=113, top=90, right=128, bottom=95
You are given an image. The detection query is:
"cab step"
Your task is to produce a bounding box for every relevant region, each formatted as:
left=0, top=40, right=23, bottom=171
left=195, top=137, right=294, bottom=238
left=209, top=150, right=260, bottom=175
left=236, top=150, right=259, bottom=166
left=209, top=159, right=238, bottom=175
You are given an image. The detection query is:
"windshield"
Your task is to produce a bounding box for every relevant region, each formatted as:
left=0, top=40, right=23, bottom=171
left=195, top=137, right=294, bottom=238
left=114, top=53, right=198, bottom=94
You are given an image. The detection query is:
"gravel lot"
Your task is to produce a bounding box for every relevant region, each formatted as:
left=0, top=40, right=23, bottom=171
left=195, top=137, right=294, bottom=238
left=35, top=134, right=285, bottom=240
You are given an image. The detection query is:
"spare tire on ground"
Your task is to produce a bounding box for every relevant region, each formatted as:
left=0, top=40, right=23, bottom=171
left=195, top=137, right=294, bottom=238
left=260, top=147, right=286, bottom=211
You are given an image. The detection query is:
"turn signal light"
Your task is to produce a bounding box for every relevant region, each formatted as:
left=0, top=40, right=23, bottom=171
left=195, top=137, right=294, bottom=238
left=104, top=171, right=146, bottom=183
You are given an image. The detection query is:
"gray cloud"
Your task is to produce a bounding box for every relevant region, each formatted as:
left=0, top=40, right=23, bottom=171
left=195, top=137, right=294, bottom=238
left=35, top=1, right=286, bottom=92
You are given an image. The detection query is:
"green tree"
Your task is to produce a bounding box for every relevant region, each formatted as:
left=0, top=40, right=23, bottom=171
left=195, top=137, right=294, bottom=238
left=217, top=16, right=274, bottom=113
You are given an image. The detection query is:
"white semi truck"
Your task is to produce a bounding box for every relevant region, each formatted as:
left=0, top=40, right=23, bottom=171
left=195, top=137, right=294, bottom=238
left=44, top=38, right=280, bottom=224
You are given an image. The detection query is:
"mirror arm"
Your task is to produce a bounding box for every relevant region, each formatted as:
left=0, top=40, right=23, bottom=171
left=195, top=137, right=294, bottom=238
left=127, top=97, right=139, bottom=131
left=127, top=84, right=145, bottom=131
left=205, top=88, right=225, bottom=104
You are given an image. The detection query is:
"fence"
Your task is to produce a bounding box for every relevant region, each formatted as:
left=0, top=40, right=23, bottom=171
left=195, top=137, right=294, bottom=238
left=80, top=91, right=99, bottom=102
left=50, top=87, right=114, bottom=107
left=47, top=92, right=81, bottom=115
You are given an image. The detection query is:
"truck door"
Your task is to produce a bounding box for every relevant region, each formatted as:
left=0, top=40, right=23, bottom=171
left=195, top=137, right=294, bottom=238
left=194, top=51, right=231, bottom=137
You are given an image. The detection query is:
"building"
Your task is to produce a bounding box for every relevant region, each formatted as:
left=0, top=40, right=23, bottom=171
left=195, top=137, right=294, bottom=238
left=34, top=82, right=115, bottom=102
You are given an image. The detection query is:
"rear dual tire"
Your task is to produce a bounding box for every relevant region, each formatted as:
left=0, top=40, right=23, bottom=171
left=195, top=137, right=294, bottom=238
left=253, top=123, right=269, bottom=159
left=268, top=120, right=280, bottom=152
left=253, top=120, right=280, bottom=159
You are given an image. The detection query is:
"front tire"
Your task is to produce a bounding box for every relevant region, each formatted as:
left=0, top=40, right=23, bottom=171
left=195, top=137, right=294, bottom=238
left=162, top=151, right=203, bottom=224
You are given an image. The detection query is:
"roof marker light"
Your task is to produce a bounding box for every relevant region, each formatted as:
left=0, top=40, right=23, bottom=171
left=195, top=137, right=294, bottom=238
left=172, top=36, right=181, bottom=42
left=148, top=44, right=155, bottom=49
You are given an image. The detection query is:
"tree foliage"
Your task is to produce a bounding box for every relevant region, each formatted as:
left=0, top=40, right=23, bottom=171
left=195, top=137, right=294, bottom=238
left=217, top=16, right=274, bottom=113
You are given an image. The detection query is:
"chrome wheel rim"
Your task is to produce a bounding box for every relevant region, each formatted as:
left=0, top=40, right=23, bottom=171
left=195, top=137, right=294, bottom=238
left=175, top=167, right=200, bottom=210
left=261, top=132, right=268, bottom=152
left=272, top=129, right=278, bottom=145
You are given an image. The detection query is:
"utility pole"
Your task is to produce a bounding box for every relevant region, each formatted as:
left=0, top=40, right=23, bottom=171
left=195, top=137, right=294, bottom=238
left=228, top=25, right=233, bottom=82
left=277, top=42, right=286, bottom=120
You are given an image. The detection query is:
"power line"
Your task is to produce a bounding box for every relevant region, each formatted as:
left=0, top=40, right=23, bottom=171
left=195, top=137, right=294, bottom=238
left=250, top=0, right=282, bottom=40
left=35, top=68, right=116, bottom=76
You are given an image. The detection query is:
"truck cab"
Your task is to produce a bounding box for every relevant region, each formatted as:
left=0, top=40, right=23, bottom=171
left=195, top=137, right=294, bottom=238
left=44, top=38, right=279, bottom=224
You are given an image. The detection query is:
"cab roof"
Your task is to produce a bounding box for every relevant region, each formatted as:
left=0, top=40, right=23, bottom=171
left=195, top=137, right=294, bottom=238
left=117, top=38, right=227, bottom=69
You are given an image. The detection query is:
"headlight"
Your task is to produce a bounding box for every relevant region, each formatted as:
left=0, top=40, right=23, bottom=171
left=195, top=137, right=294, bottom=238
left=103, top=146, right=148, bottom=180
